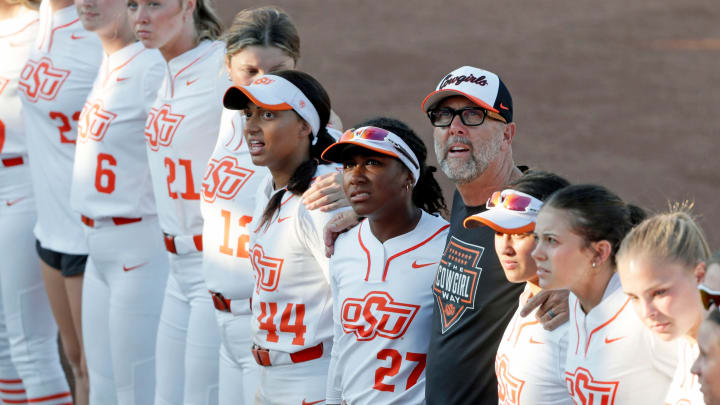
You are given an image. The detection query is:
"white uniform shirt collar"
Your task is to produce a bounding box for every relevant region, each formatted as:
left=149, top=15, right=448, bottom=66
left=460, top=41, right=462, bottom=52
left=50, top=3, right=78, bottom=27
left=166, top=39, right=217, bottom=78
left=358, top=211, right=437, bottom=282
left=104, top=41, right=145, bottom=71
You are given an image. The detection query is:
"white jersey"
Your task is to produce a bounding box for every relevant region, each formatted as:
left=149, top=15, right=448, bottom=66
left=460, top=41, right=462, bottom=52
left=145, top=40, right=230, bottom=237
left=495, top=283, right=572, bottom=405
left=71, top=41, right=164, bottom=219
left=248, top=164, right=343, bottom=353
left=564, top=274, right=677, bottom=405
left=326, top=212, right=449, bottom=405
left=0, top=7, right=38, bottom=162
left=664, top=337, right=703, bottom=405
left=18, top=1, right=101, bottom=253
left=201, top=108, right=268, bottom=301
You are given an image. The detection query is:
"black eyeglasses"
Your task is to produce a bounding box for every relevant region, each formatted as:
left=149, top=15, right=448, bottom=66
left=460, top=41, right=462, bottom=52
left=427, top=107, right=506, bottom=127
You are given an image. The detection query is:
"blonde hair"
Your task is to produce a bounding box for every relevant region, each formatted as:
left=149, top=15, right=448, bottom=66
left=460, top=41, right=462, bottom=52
left=618, top=203, right=711, bottom=270
left=192, top=0, right=223, bottom=41
left=223, top=6, right=300, bottom=62
left=7, top=0, right=40, bottom=9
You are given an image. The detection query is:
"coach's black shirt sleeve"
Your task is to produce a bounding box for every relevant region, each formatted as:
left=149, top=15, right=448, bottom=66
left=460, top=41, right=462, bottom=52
left=425, top=189, right=524, bottom=405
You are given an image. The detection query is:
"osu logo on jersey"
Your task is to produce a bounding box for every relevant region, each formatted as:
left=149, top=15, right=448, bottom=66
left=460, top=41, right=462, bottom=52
left=496, top=354, right=525, bottom=405
left=565, top=367, right=619, bottom=405
left=341, top=291, right=419, bottom=341
left=17, top=57, right=70, bottom=102
left=249, top=244, right=284, bottom=292
left=145, top=104, right=184, bottom=151
left=77, top=100, right=117, bottom=142
left=201, top=156, right=255, bottom=202
left=433, top=236, right=483, bottom=333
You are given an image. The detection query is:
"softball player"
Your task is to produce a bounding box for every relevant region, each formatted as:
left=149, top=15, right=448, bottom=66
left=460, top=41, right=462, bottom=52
left=320, top=120, right=448, bottom=405
left=201, top=8, right=295, bottom=404
left=18, top=0, right=102, bottom=403
left=127, top=0, right=227, bottom=403
left=532, top=185, right=677, bottom=404
left=222, top=70, right=346, bottom=404
left=0, top=1, right=73, bottom=404
left=464, top=171, right=572, bottom=405
left=617, top=209, right=711, bottom=404
left=70, top=0, right=168, bottom=403
left=202, top=8, right=348, bottom=404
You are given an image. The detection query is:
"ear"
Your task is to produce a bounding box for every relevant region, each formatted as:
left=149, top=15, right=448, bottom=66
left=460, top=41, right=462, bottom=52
left=184, top=0, right=196, bottom=18
left=225, top=56, right=232, bottom=76
left=297, top=119, right=312, bottom=139
left=693, top=261, right=706, bottom=285
left=589, top=240, right=613, bottom=267
left=502, top=122, right=516, bottom=146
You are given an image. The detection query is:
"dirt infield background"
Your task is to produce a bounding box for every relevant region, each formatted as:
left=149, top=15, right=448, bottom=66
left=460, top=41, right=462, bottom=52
left=216, top=0, right=720, bottom=247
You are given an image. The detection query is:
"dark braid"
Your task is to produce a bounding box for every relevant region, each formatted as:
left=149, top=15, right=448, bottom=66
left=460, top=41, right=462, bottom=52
left=258, top=70, right=334, bottom=230
left=353, top=117, right=447, bottom=216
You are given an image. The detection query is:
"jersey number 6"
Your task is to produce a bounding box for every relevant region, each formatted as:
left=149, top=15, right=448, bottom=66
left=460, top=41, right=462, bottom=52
left=95, top=153, right=117, bottom=193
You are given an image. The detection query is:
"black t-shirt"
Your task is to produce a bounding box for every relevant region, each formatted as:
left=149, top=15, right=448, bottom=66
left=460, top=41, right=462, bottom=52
left=425, top=189, right=524, bottom=405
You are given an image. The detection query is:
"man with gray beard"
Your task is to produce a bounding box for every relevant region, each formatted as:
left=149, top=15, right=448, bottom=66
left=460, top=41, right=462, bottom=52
left=421, top=66, right=568, bottom=404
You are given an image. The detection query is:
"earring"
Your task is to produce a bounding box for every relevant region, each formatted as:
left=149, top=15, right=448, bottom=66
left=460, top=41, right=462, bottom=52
left=592, top=261, right=597, bottom=268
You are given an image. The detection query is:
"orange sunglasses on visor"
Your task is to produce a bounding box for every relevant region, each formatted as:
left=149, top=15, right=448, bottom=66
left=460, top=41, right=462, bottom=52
left=339, top=127, right=419, bottom=169
left=486, top=190, right=542, bottom=213
left=699, top=284, right=720, bottom=310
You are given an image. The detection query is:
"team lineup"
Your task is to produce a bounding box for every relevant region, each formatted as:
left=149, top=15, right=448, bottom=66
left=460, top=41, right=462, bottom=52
left=1, top=0, right=720, bottom=405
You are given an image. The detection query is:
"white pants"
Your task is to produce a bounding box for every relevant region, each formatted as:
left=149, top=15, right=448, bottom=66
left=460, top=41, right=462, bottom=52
left=216, top=309, right=260, bottom=405
left=155, top=252, right=220, bottom=405
left=0, top=167, right=70, bottom=404
left=254, top=356, right=330, bottom=405
left=81, top=216, right=169, bottom=405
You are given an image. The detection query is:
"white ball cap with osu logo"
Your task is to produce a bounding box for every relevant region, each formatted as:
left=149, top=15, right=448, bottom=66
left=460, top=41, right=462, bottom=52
left=223, top=74, right=320, bottom=137
left=421, top=65, right=513, bottom=123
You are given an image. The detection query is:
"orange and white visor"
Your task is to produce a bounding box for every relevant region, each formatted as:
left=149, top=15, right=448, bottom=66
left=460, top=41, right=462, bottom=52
left=321, top=126, right=420, bottom=185
left=463, top=189, right=543, bottom=233
left=223, top=74, right=320, bottom=137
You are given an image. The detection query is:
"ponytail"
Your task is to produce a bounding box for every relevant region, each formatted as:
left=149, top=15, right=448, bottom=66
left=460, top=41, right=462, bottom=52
left=353, top=117, right=447, bottom=216
left=257, top=71, right=334, bottom=230
left=618, top=203, right=711, bottom=272
left=193, top=0, right=223, bottom=41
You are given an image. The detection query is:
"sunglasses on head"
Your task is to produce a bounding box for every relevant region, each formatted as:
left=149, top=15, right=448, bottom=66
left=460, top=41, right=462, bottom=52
left=486, top=190, right=540, bottom=213
left=340, top=127, right=419, bottom=169
left=699, top=284, right=720, bottom=310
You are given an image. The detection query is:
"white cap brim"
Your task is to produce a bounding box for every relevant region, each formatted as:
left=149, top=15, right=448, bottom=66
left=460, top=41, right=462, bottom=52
left=464, top=208, right=536, bottom=234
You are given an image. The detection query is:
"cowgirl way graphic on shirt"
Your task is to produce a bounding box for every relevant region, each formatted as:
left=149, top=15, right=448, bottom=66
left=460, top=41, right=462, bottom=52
left=433, top=236, right=484, bottom=333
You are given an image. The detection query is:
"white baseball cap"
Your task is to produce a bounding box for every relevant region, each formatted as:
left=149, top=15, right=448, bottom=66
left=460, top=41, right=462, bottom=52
left=422, top=66, right=513, bottom=123
left=223, top=74, right=320, bottom=137
left=321, top=126, right=421, bottom=185
left=463, top=189, right=543, bottom=233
